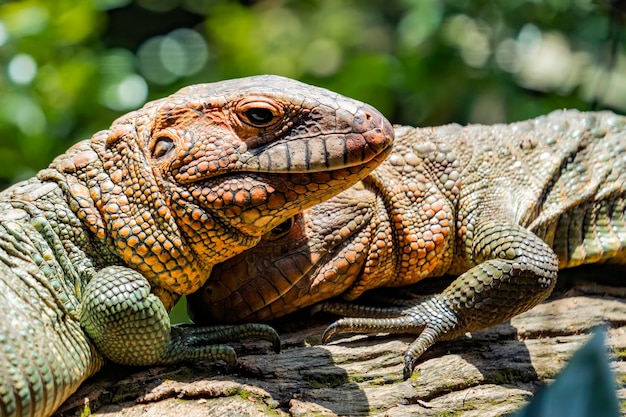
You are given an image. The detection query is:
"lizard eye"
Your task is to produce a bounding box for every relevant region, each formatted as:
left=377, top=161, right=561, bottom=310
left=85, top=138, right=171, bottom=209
left=237, top=99, right=284, bottom=128
left=267, top=217, right=294, bottom=241
left=244, top=108, right=275, bottom=125
left=152, top=136, right=175, bottom=159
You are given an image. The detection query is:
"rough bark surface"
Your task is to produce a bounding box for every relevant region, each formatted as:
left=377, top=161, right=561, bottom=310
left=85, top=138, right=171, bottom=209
left=55, top=270, right=626, bottom=417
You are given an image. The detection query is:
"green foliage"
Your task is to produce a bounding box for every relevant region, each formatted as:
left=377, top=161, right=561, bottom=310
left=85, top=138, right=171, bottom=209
left=514, top=330, right=620, bottom=417
left=169, top=295, right=192, bottom=324
left=0, top=0, right=623, bottom=189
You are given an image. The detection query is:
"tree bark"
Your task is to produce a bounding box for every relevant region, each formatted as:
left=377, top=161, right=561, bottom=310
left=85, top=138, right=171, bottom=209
left=55, top=269, right=626, bottom=416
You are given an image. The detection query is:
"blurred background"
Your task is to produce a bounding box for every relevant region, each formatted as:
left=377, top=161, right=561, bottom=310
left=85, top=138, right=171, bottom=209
left=0, top=0, right=623, bottom=189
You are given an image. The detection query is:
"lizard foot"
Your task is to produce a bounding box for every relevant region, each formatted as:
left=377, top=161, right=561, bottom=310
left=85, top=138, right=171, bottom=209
left=321, top=243, right=558, bottom=379
left=165, top=323, right=281, bottom=370
left=321, top=295, right=459, bottom=380
left=81, top=266, right=280, bottom=371
left=171, top=323, right=281, bottom=354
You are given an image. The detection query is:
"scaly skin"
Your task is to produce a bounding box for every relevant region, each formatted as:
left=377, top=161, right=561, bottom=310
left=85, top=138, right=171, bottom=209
left=190, top=110, right=625, bottom=379
left=0, top=75, right=394, bottom=417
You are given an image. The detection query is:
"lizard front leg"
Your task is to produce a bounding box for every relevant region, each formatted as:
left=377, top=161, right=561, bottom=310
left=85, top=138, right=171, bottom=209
left=322, top=221, right=559, bottom=379
left=80, top=266, right=279, bottom=368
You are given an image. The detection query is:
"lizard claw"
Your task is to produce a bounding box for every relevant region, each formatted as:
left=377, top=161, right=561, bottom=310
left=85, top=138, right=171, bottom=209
left=267, top=326, right=282, bottom=353
left=403, top=352, right=415, bottom=380
left=219, top=346, right=238, bottom=373
left=321, top=321, right=340, bottom=344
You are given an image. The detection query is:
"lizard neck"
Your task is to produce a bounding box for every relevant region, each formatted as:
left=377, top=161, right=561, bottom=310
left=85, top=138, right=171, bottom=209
left=45, top=131, right=209, bottom=299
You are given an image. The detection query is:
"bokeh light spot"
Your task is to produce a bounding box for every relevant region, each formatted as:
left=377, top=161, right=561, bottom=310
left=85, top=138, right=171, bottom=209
left=102, top=74, right=148, bottom=110
left=0, top=21, right=8, bottom=47
left=8, top=54, right=37, bottom=85
left=302, top=39, right=342, bottom=77
left=1, top=95, right=46, bottom=136
left=138, top=29, right=208, bottom=84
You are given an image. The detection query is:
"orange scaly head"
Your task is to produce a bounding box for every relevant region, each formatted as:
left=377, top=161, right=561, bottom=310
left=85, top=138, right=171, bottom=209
left=50, top=75, right=394, bottom=297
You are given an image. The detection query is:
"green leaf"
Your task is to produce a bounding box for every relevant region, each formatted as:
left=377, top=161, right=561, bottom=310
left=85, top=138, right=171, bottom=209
left=514, top=330, right=620, bottom=417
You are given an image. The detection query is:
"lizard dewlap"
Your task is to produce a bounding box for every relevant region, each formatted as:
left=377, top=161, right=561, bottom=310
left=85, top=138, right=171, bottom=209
left=0, top=75, right=393, bottom=417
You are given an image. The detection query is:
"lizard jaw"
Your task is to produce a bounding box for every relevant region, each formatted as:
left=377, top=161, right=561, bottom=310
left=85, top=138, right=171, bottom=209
left=183, top=145, right=392, bottom=237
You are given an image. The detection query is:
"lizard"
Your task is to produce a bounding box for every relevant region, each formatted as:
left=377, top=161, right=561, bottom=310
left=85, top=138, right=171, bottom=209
left=188, top=109, right=626, bottom=379
left=0, top=75, right=394, bottom=417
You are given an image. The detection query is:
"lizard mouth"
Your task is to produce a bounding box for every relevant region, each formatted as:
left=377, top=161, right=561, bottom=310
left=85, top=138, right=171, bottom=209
left=185, top=146, right=391, bottom=236
left=233, top=123, right=395, bottom=175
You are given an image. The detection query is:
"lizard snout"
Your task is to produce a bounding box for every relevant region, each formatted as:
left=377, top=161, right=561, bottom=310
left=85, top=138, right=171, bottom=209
left=339, top=104, right=394, bottom=169
left=354, top=104, right=395, bottom=150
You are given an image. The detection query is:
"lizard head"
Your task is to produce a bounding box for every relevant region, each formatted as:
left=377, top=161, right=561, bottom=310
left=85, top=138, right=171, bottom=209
left=56, top=75, right=393, bottom=295
left=187, top=181, right=383, bottom=323
left=135, top=75, right=393, bottom=236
